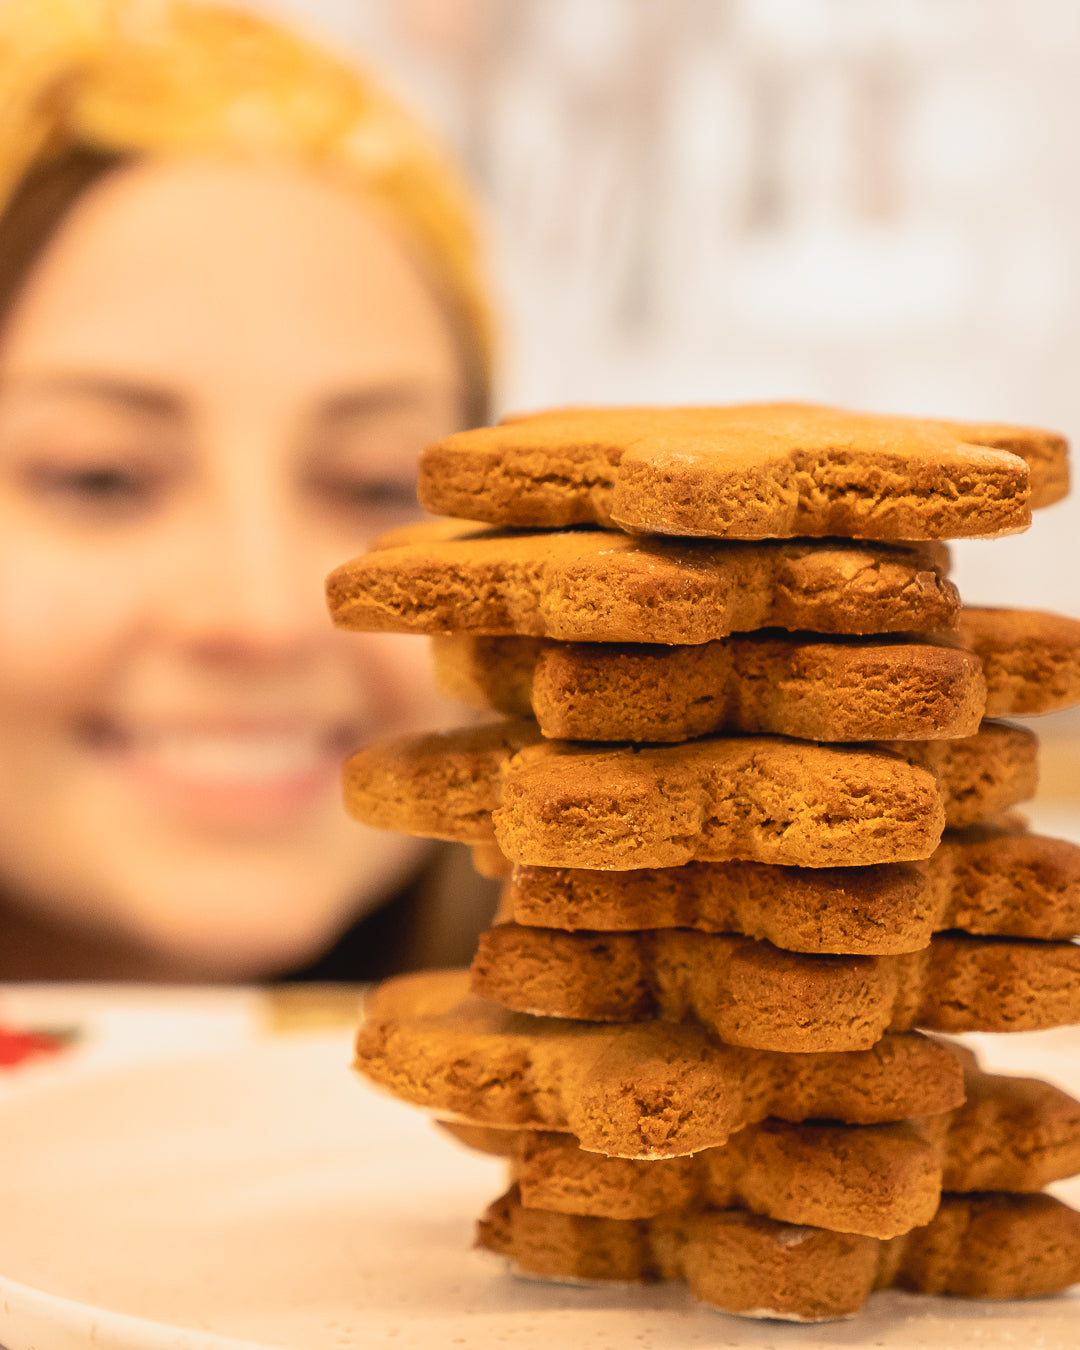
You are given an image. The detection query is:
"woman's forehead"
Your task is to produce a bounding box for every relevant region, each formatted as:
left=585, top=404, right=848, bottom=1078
left=0, top=157, right=465, bottom=402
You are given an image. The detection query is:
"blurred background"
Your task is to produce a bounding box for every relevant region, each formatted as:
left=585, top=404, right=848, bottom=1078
left=256, top=1, right=1077, bottom=602
left=259, top=0, right=1080, bottom=807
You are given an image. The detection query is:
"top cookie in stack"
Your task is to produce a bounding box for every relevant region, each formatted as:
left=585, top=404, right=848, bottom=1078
left=415, top=402, right=1069, bottom=538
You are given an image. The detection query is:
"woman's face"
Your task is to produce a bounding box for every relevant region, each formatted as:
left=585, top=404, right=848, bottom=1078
left=0, top=157, right=467, bottom=976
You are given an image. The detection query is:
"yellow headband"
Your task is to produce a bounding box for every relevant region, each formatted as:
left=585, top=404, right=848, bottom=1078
left=0, top=0, right=494, bottom=404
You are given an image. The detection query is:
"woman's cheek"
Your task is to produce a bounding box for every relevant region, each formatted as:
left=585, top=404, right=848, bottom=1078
left=346, top=630, right=464, bottom=737
left=0, top=545, right=106, bottom=696
left=0, top=521, right=165, bottom=723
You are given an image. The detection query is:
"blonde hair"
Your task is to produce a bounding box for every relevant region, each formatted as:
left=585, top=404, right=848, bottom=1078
left=0, top=0, right=493, bottom=419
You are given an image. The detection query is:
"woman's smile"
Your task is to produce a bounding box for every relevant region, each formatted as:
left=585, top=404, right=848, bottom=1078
left=78, top=716, right=360, bottom=829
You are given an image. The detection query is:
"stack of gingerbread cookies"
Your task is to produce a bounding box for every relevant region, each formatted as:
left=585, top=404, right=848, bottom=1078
left=329, top=404, right=1080, bottom=1321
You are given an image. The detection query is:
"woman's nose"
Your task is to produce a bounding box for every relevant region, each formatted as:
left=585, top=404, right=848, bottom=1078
left=162, top=503, right=327, bottom=665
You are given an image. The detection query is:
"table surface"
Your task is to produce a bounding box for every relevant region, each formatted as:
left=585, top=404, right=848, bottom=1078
left=0, top=980, right=1077, bottom=1350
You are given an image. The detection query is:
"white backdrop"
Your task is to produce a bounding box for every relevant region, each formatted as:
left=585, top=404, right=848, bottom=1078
left=254, top=0, right=1080, bottom=625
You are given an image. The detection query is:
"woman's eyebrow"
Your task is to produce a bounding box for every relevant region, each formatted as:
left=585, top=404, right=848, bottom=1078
left=316, top=380, right=462, bottom=424
left=0, top=373, right=185, bottom=418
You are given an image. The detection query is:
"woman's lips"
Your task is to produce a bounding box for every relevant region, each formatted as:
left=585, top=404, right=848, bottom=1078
left=80, top=720, right=359, bottom=828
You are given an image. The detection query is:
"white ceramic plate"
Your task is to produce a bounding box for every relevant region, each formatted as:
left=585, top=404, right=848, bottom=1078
left=0, top=1028, right=1078, bottom=1350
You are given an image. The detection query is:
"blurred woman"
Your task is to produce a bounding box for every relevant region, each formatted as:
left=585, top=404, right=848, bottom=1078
left=0, top=0, right=496, bottom=979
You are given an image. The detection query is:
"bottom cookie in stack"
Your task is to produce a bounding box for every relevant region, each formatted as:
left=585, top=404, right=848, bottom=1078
left=477, top=1189, right=1080, bottom=1322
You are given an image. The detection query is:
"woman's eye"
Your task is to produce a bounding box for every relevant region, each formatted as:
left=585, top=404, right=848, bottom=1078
left=20, top=459, right=160, bottom=514
left=49, top=467, right=138, bottom=497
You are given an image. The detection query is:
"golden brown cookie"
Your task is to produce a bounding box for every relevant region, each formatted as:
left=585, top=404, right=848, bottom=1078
left=416, top=403, right=1069, bottom=538
left=502, top=822, right=1080, bottom=953
left=327, top=526, right=960, bottom=643
left=355, top=969, right=965, bottom=1158
left=883, top=722, right=1038, bottom=828
left=432, top=606, right=1080, bottom=743
left=343, top=720, right=1035, bottom=869
left=431, top=631, right=985, bottom=741
left=478, top=1187, right=1080, bottom=1319
left=470, top=924, right=1080, bottom=1050
left=935, top=1052, right=1080, bottom=1192
left=958, top=606, right=1080, bottom=716
left=443, top=1057, right=1080, bottom=1233
left=451, top=1117, right=938, bottom=1236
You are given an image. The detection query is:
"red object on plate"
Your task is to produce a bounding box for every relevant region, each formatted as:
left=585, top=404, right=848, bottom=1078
left=0, top=1024, right=73, bottom=1068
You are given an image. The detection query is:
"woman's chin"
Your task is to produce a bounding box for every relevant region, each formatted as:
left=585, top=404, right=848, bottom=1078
left=116, top=882, right=362, bottom=980
left=92, top=825, right=429, bottom=980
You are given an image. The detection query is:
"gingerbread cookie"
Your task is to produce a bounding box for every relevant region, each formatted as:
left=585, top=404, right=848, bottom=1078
left=470, top=924, right=1080, bottom=1050
left=883, top=723, right=1037, bottom=828
left=431, top=631, right=985, bottom=742
left=934, top=1051, right=1080, bottom=1192
left=432, top=605, right=1080, bottom=743
left=478, top=1187, right=1080, bottom=1319
left=451, top=1117, right=940, bottom=1236
left=327, top=526, right=960, bottom=643
left=416, top=403, right=1069, bottom=538
left=443, top=1057, right=1080, bottom=1233
left=355, top=970, right=965, bottom=1158
left=958, top=606, right=1080, bottom=716
left=344, top=720, right=1035, bottom=869
left=502, top=822, right=1080, bottom=952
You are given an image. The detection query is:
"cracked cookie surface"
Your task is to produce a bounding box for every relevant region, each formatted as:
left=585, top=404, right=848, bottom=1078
left=343, top=719, right=1034, bottom=869
left=327, top=525, right=960, bottom=643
